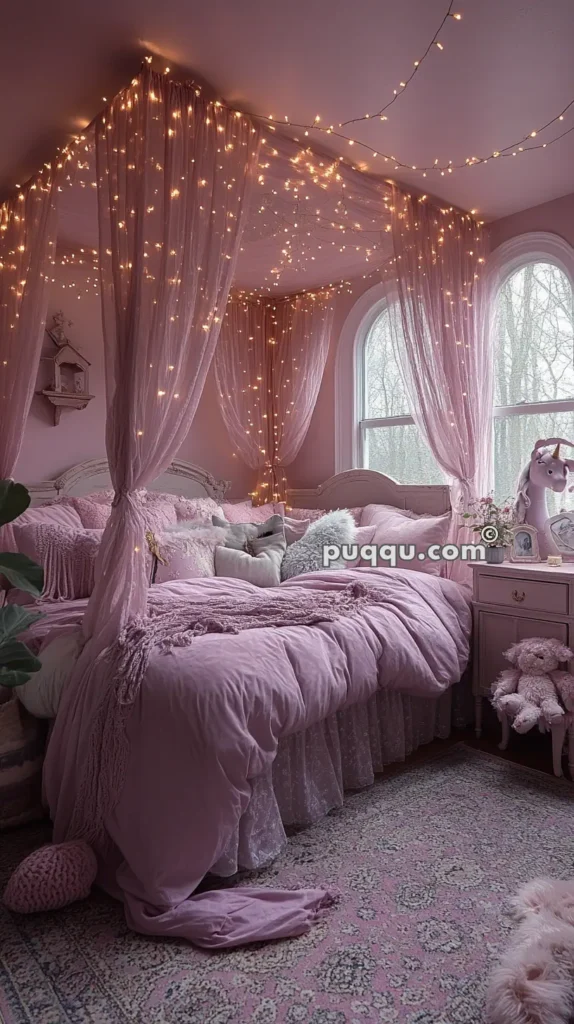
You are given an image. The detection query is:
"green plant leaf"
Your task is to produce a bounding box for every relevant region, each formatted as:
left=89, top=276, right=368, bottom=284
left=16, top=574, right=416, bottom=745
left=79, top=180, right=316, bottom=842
left=0, top=638, right=42, bottom=675
left=0, top=605, right=42, bottom=644
left=0, top=481, right=31, bottom=527
left=0, top=553, right=44, bottom=595
left=0, top=668, right=34, bottom=687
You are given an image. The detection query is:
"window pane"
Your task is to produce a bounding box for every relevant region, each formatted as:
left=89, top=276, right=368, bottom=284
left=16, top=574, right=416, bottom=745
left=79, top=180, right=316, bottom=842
left=494, top=410, right=574, bottom=517
left=364, top=424, right=445, bottom=485
left=494, top=262, right=574, bottom=406
left=364, top=306, right=409, bottom=417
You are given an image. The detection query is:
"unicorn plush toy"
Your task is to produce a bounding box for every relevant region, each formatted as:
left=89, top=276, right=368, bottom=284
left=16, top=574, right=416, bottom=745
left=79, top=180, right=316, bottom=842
left=514, top=437, right=574, bottom=558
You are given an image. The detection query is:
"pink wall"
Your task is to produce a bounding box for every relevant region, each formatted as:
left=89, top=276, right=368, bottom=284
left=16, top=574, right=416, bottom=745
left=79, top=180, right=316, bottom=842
left=490, top=191, right=574, bottom=251
left=15, top=265, right=257, bottom=497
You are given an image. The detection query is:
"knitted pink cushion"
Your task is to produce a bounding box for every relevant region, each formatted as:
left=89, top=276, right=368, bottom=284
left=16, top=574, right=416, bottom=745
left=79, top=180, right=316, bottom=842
left=68, top=496, right=112, bottom=529
left=3, top=840, right=97, bottom=914
left=13, top=523, right=103, bottom=600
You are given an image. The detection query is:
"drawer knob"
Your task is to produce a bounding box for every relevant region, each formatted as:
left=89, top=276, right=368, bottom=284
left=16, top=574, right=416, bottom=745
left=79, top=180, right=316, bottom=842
left=512, top=589, right=526, bottom=603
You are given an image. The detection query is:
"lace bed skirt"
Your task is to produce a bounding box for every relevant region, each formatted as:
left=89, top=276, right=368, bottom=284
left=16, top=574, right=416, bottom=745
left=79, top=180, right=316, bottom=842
left=212, top=685, right=461, bottom=876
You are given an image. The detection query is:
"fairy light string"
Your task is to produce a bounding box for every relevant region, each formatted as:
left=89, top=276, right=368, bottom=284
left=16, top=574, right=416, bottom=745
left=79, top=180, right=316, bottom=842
left=341, top=0, right=461, bottom=127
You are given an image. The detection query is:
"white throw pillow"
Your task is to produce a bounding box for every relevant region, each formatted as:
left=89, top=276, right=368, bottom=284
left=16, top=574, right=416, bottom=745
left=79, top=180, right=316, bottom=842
left=215, top=530, right=287, bottom=587
left=16, top=632, right=81, bottom=718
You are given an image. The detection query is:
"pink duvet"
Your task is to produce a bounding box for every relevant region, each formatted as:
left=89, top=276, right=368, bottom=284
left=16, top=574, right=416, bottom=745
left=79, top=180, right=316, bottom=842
left=40, top=567, right=470, bottom=946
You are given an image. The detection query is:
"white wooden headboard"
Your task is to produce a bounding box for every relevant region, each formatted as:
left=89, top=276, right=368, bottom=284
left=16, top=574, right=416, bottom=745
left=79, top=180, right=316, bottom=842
left=288, top=469, right=450, bottom=516
left=26, top=458, right=230, bottom=506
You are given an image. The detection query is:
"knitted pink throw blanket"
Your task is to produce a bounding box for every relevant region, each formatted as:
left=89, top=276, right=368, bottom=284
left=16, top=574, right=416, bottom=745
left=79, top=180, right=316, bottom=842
left=69, top=581, right=372, bottom=847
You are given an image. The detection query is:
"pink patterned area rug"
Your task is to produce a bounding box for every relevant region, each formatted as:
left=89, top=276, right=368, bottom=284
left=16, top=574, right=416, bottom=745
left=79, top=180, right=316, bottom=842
left=1, top=744, right=573, bottom=1024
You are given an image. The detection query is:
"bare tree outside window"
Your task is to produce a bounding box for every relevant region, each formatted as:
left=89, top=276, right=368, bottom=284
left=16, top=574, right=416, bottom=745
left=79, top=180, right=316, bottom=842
left=360, top=304, right=444, bottom=484
left=493, top=261, right=574, bottom=515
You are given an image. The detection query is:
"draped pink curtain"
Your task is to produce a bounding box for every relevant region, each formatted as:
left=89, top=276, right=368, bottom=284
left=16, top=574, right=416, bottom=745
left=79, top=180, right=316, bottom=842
left=389, top=188, right=492, bottom=581
left=0, top=164, right=59, bottom=544
left=215, top=289, right=334, bottom=501
left=45, top=66, right=261, bottom=829
left=80, top=68, right=261, bottom=642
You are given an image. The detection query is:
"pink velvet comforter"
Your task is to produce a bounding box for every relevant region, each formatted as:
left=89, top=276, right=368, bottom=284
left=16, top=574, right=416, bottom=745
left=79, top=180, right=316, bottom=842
left=40, top=567, right=470, bottom=946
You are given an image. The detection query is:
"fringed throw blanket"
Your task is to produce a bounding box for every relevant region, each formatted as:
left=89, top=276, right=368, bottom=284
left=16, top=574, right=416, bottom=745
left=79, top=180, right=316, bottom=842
left=114, top=580, right=372, bottom=704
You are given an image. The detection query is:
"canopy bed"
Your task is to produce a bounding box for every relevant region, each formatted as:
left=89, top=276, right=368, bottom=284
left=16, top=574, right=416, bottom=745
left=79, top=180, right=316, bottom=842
left=0, top=55, right=485, bottom=947
left=14, top=459, right=471, bottom=946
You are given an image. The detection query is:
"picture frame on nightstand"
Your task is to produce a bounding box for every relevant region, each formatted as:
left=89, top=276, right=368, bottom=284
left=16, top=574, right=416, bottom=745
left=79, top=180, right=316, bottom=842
left=545, top=512, right=574, bottom=561
left=509, top=524, right=539, bottom=562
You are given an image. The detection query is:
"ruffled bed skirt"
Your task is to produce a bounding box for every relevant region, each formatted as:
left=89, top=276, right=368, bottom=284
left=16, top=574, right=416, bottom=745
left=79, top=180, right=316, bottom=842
left=212, top=683, right=466, bottom=876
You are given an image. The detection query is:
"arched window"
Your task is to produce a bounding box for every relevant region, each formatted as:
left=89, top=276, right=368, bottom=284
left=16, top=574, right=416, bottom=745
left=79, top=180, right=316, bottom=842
left=491, top=238, right=574, bottom=515
left=357, top=300, right=443, bottom=485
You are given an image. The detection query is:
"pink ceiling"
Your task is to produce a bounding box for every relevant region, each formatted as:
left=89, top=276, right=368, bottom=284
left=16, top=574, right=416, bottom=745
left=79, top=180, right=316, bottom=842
left=3, top=0, right=574, bottom=225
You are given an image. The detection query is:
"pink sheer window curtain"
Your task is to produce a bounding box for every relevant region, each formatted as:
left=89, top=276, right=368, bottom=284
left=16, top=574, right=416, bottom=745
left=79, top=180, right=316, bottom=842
left=215, top=289, right=334, bottom=502
left=0, top=165, right=59, bottom=546
left=44, top=66, right=261, bottom=833
left=389, top=189, right=492, bottom=582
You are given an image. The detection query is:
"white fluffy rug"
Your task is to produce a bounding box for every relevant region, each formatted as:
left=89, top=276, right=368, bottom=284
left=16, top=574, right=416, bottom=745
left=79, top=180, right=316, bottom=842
left=486, top=877, right=574, bottom=1024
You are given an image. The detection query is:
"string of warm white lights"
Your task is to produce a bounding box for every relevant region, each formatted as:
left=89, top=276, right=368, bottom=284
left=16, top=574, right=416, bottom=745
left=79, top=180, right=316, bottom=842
left=131, top=55, right=574, bottom=185
left=341, top=1, right=461, bottom=127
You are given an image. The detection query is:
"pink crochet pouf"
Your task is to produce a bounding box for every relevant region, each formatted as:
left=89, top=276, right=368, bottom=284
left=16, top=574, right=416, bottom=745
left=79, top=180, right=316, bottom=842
left=3, top=840, right=97, bottom=914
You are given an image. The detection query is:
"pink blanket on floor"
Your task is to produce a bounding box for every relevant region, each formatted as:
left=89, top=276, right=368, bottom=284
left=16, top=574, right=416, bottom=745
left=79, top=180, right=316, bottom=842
left=42, top=567, right=470, bottom=947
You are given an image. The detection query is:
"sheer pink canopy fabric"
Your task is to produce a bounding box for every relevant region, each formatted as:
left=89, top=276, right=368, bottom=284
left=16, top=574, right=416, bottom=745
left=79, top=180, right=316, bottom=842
left=44, top=66, right=260, bottom=869
left=81, top=68, right=261, bottom=641
left=0, top=165, right=59, bottom=546
left=215, top=290, right=334, bottom=501
left=389, top=190, right=492, bottom=582
left=42, top=69, right=336, bottom=949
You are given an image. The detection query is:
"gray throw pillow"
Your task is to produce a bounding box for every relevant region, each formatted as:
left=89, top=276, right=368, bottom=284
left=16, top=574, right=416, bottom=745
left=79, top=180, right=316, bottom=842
left=212, top=513, right=284, bottom=551
left=281, top=509, right=356, bottom=581
left=215, top=529, right=287, bottom=587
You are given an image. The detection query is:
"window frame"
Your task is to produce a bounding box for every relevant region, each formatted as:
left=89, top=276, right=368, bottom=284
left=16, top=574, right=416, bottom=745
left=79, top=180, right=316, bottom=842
left=335, top=235, right=574, bottom=477
left=358, top=298, right=413, bottom=470
left=487, top=231, right=574, bottom=428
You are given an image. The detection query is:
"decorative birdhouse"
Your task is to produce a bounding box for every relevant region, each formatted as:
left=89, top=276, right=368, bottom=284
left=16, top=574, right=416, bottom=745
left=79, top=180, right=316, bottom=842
left=38, top=311, right=94, bottom=425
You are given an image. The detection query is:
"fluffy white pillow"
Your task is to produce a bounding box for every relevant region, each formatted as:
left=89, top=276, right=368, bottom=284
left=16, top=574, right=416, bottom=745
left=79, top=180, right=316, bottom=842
left=281, top=509, right=356, bottom=581
left=16, top=632, right=81, bottom=718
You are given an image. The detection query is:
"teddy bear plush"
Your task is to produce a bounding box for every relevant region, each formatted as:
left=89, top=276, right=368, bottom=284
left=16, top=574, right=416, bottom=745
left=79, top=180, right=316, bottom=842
left=491, top=637, right=574, bottom=733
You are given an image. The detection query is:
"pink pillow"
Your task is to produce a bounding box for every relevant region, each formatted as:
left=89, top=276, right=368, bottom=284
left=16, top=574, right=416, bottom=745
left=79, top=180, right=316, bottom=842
left=153, top=525, right=226, bottom=583
left=137, top=494, right=177, bottom=533
left=221, top=501, right=284, bottom=524
left=359, top=504, right=451, bottom=575
left=343, top=524, right=376, bottom=567
left=285, top=506, right=325, bottom=523
left=286, top=506, right=363, bottom=525
left=3, top=840, right=97, bottom=913
left=283, top=517, right=311, bottom=545
left=17, top=503, right=83, bottom=530
left=68, top=496, right=111, bottom=529
left=174, top=496, right=224, bottom=522
left=13, top=523, right=103, bottom=600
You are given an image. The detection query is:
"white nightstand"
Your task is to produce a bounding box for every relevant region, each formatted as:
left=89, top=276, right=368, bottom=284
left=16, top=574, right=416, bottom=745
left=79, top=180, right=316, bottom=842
left=471, top=560, right=574, bottom=776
